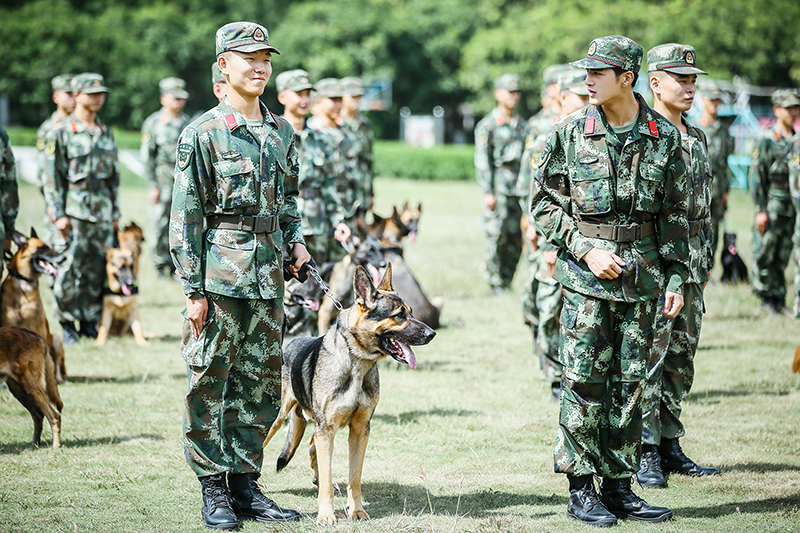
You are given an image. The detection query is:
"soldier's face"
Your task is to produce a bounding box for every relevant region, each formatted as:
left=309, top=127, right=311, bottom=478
left=560, top=90, right=589, bottom=116
left=279, top=89, right=311, bottom=117
left=318, top=96, right=342, bottom=120
left=494, top=88, right=521, bottom=110
left=53, top=89, right=75, bottom=115
left=585, top=69, right=626, bottom=106
left=76, top=91, right=105, bottom=113
left=161, top=93, right=187, bottom=113
left=343, top=94, right=361, bottom=113
left=221, top=50, right=272, bottom=98
left=702, top=96, right=721, bottom=116
left=775, top=105, right=800, bottom=128
left=651, top=71, right=696, bottom=113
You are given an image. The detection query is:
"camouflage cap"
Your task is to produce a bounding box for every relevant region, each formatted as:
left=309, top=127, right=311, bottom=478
left=341, top=76, right=365, bottom=96
left=211, top=62, right=225, bottom=85
left=276, top=69, right=313, bottom=93
left=314, top=78, right=344, bottom=98
left=51, top=74, right=74, bottom=92
left=771, top=88, right=800, bottom=108
left=699, top=79, right=723, bottom=100
left=647, top=43, right=707, bottom=75
left=494, top=73, right=521, bottom=92
left=558, top=68, right=589, bottom=95
left=72, top=73, right=109, bottom=94
left=543, top=64, right=572, bottom=86
left=215, top=21, right=280, bottom=56
left=570, top=35, right=643, bottom=73
left=159, top=77, right=189, bottom=99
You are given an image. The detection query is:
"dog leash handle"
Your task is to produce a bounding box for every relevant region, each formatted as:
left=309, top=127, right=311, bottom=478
left=282, top=257, right=315, bottom=283
left=307, top=266, right=344, bottom=311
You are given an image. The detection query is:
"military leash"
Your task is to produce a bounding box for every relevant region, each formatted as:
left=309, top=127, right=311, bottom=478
left=308, top=266, right=344, bottom=311
left=283, top=258, right=343, bottom=311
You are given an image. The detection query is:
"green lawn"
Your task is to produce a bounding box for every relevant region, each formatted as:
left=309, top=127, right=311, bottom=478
left=1, top=175, right=799, bottom=532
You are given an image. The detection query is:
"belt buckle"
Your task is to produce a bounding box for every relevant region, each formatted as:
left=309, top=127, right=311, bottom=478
left=253, top=216, right=266, bottom=233
left=618, top=225, right=635, bottom=242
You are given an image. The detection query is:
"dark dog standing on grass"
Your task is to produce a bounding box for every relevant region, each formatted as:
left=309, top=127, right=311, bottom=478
left=263, top=264, right=435, bottom=525
left=720, top=232, right=748, bottom=284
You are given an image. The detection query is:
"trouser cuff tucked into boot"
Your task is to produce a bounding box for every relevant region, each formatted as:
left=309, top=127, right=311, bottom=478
left=228, top=472, right=301, bottom=523
left=566, top=475, right=617, bottom=527
left=199, top=473, right=239, bottom=531
left=599, top=477, right=672, bottom=523
left=659, top=438, right=720, bottom=476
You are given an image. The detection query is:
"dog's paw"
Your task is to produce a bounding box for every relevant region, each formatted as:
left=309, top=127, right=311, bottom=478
left=316, top=512, right=337, bottom=525
left=135, top=339, right=150, bottom=346
left=348, top=508, right=369, bottom=521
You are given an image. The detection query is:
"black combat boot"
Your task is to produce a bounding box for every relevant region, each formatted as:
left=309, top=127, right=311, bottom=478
left=228, top=472, right=301, bottom=523
left=636, top=445, right=666, bottom=488
left=199, top=473, right=239, bottom=530
left=566, top=474, right=617, bottom=527
left=658, top=438, right=720, bottom=476
left=79, top=321, right=98, bottom=339
left=61, top=321, right=79, bottom=345
left=599, top=477, right=672, bottom=523
left=551, top=381, right=562, bottom=402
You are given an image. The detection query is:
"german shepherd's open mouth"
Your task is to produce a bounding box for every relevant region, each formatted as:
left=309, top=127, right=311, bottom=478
left=380, top=333, right=418, bottom=369
left=31, top=249, right=65, bottom=278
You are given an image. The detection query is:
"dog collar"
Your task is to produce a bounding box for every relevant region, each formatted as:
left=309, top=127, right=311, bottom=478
left=7, top=269, right=33, bottom=283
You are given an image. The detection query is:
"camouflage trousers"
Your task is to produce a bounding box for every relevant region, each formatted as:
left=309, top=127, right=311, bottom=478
left=521, top=249, right=540, bottom=327
left=792, top=244, right=800, bottom=318
left=709, top=197, right=725, bottom=271
left=483, top=193, right=523, bottom=289
left=641, top=284, right=703, bottom=445
left=150, top=185, right=173, bottom=271
left=53, top=218, right=114, bottom=322
left=536, top=279, right=563, bottom=384
left=555, top=288, right=656, bottom=478
left=182, top=294, right=284, bottom=478
left=752, top=214, right=794, bottom=301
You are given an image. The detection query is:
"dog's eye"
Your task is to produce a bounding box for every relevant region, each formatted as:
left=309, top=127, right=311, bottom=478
left=394, top=308, right=407, bottom=321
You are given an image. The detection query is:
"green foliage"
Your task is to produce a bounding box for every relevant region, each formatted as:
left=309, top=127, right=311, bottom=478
left=375, top=141, right=474, bottom=181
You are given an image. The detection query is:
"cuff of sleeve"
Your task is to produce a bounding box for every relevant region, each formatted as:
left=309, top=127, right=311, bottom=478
left=187, top=290, right=205, bottom=300
left=666, top=273, right=684, bottom=295
left=570, top=238, right=594, bottom=262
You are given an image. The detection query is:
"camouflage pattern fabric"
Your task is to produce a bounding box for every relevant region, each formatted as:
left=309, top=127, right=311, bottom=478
left=535, top=277, right=562, bottom=383
left=474, top=107, right=526, bottom=289
left=750, top=126, right=796, bottom=302
left=340, top=113, right=375, bottom=215
left=169, top=96, right=304, bottom=301
left=181, top=294, right=283, bottom=477
left=141, top=109, right=191, bottom=271
left=681, top=122, right=714, bottom=284
left=1, top=126, right=19, bottom=279
left=789, top=135, right=800, bottom=317
left=699, top=115, right=734, bottom=268
left=35, top=112, right=67, bottom=245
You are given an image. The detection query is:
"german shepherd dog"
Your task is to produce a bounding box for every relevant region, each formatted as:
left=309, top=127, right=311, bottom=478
left=117, top=222, right=144, bottom=277
left=264, top=265, right=435, bottom=525
left=0, top=230, right=67, bottom=382
left=720, top=232, right=748, bottom=283
left=96, top=247, right=148, bottom=346
left=0, top=326, right=63, bottom=448
left=399, top=201, right=422, bottom=244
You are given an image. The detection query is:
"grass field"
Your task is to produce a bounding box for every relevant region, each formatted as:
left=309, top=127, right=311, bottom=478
left=1, top=169, right=799, bottom=532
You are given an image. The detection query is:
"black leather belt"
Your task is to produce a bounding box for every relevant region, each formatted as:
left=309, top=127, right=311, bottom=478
left=207, top=214, right=278, bottom=233
left=688, top=219, right=704, bottom=237
left=69, top=179, right=108, bottom=192
left=577, top=220, right=655, bottom=242
left=769, top=180, right=789, bottom=190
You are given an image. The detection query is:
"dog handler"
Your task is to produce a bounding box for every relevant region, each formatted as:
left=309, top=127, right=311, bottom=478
left=169, top=22, right=310, bottom=530
left=1, top=126, right=19, bottom=280
left=531, top=35, right=689, bottom=526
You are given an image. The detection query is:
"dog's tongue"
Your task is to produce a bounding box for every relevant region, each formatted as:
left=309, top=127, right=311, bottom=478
left=367, top=264, right=381, bottom=285
left=307, top=299, right=320, bottom=312
left=38, top=259, right=58, bottom=277
left=121, top=283, right=132, bottom=296
left=398, top=340, right=417, bottom=370
left=409, top=231, right=417, bottom=244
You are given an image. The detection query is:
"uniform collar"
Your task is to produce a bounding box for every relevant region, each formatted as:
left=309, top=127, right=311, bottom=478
left=584, top=93, right=660, bottom=140
left=218, top=96, right=276, bottom=132
left=69, top=115, right=106, bottom=134
left=492, top=107, right=520, bottom=127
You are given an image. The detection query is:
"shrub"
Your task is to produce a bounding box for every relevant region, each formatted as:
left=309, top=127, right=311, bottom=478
left=374, top=141, right=474, bottom=181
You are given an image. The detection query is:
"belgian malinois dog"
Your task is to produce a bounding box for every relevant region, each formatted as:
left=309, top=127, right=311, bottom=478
left=117, top=222, right=144, bottom=277
left=264, top=264, right=435, bottom=525
left=96, top=247, right=148, bottom=346
left=0, top=230, right=67, bottom=382
left=0, top=326, right=63, bottom=448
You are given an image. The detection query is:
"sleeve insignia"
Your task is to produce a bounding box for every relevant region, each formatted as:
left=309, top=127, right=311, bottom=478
left=141, top=132, right=151, bottom=143
left=36, top=138, right=45, bottom=151
left=752, top=146, right=760, bottom=159
left=477, top=132, right=489, bottom=145
left=791, top=152, right=800, bottom=168
left=538, top=141, right=553, bottom=168
left=525, top=136, right=534, bottom=149
left=45, top=140, right=56, bottom=156
left=177, top=143, right=193, bottom=170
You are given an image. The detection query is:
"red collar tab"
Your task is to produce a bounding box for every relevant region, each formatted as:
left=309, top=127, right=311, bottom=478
left=584, top=117, right=595, bottom=135
left=774, top=130, right=781, bottom=141
left=71, top=121, right=78, bottom=133
left=495, top=114, right=505, bottom=126
left=225, top=114, right=238, bottom=131
left=648, top=120, right=658, bottom=137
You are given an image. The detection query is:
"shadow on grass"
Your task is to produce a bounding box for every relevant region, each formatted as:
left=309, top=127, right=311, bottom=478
left=686, top=389, right=791, bottom=402
left=721, top=462, right=800, bottom=473
left=62, top=373, right=186, bottom=384
left=280, top=481, right=567, bottom=519
left=0, top=433, right=164, bottom=454
left=373, top=408, right=481, bottom=425
left=674, top=494, right=800, bottom=518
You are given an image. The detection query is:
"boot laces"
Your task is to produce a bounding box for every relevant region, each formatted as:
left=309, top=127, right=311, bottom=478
left=670, top=440, right=692, bottom=463
left=641, top=448, right=662, bottom=473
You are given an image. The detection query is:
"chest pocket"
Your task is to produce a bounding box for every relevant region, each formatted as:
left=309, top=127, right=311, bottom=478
left=66, top=142, right=92, bottom=183
left=636, top=162, right=665, bottom=213
left=214, top=157, right=257, bottom=209
left=571, top=154, right=613, bottom=215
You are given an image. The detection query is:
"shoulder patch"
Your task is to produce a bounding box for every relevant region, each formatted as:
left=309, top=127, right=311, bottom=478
left=792, top=152, right=800, bottom=168
left=538, top=140, right=553, bottom=168
left=477, top=132, right=489, bottom=146
left=45, top=140, right=56, bottom=156
left=36, top=138, right=45, bottom=151
left=752, top=146, right=760, bottom=159
left=141, top=132, right=151, bottom=144
left=177, top=143, right=193, bottom=170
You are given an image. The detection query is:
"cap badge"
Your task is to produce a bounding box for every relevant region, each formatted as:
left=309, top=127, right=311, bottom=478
left=92, top=79, right=101, bottom=87
left=588, top=41, right=597, bottom=55
left=301, top=76, right=308, bottom=83
left=253, top=28, right=265, bottom=41
left=685, top=52, right=694, bottom=64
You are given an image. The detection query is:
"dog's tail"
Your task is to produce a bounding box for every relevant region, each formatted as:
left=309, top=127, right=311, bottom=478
left=793, top=345, right=800, bottom=374
left=43, top=344, right=63, bottom=412
left=276, top=405, right=307, bottom=473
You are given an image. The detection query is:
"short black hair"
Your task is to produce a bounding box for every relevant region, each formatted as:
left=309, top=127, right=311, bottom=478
left=612, top=67, right=639, bottom=87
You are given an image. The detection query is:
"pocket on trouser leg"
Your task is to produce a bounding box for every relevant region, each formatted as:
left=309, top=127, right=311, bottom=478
left=181, top=304, right=216, bottom=368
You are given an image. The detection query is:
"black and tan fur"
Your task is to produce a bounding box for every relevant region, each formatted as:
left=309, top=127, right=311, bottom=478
left=117, top=222, right=144, bottom=277
left=264, top=264, right=435, bottom=525
left=96, top=247, right=148, bottom=346
left=0, top=230, right=67, bottom=382
left=0, top=326, right=63, bottom=448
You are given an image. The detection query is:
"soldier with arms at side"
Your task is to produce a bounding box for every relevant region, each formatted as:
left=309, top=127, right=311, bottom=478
left=1, top=126, right=19, bottom=280
left=339, top=76, right=375, bottom=216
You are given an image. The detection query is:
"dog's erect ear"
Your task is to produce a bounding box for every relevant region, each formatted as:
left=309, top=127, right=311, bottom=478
left=391, top=206, right=400, bottom=220
left=402, top=201, right=409, bottom=210
left=377, top=263, right=393, bottom=292
left=416, top=203, right=422, bottom=213
left=11, top=230, right=28, bottom=246
left=354, top=265, right=378, bottom=309
left=30, top=227, right=38, bottom=239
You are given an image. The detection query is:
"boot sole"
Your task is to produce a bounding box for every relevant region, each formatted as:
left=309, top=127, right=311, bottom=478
left=611, top=509, right=673, bottom=523
left=636, top=476, right=667, bottom=489
left=201, top=518, right=239, bottom=530
left=236, top=512, right=301, bottom=523
left=567, top=510, right=618, bottom=527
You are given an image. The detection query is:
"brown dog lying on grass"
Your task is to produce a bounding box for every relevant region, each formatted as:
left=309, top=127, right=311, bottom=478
left=264, top=264, right=435, bottom=524
left=0, top=326, right=63, bottom=448
left=96, top=247, right=148, bottom=346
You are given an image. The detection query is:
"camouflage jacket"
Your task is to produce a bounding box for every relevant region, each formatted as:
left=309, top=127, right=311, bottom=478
left=698, top=115, right=734, bottom=206
left=531, top=93, right=689, bottom=302
left=789, top=134, right=800, bottom=244
left=42, top=116, right=120, bottom=223
left=340, top=114, right=375, bottom=201
left=35, top=111, right=67, bottom=189
left=296, top=124, right=344, bottom=236
left=681, top=119, right=714, bottom=284
left=141, top=109, right=191, bottom=190
left=518, top=127, right=557, bottom=252
left=307, top=115, right=362, bottom=219
left=169, top=97, right=304, bottom=300
left=1, top=126, right=19, bottom=243
left=751, top=125, right=795, bottom=216
left=474, top=108, right=526, bottom=196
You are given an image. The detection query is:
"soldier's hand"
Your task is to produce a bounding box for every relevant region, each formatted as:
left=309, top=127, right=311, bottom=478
left=661, top=291, right=684, bottom=318
left=484, top=193, right=496, bottom=211
left=582, top=247, right=625, bottom=279
left=755, top=211, right=768, bottom=235
left=186, top=296, right=208, bottom=339
left=55, top=216, right=71, bottom=239
left=543, top=250, right=558, bottom=279
left=289, top=243, right=312, bottom=278
left=150, top=187, right=160, bottom=205
left=334, top=223, right=351, bottom=243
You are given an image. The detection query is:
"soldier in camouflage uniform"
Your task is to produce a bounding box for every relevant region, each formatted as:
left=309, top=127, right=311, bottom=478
left=141, top=77, right=191, bottom=277
left=1, top=126, right=19, bottom=280
left=518, top=68, right=588, bottom=401
left=790, top=133, right=800, bottom=318
left=169, top=22, right=308, bottom=529
left=474, top=73, right=526, bottom=293
left=531, top=36, right=688, bottom=526
left=35, top=74, right=75, bottom=246
left=750, top=88, right=799, bottom=313
left=699, top=81, right=734, bottom=271
left=525, top=64, right=571, bottom=146
left=212, top=61, right=228, bottom=102
left=42, top=73, right=120, bottom=345
left=340, top=77, right=375, bottom=216
left=637, top=44, right=720, bottom=489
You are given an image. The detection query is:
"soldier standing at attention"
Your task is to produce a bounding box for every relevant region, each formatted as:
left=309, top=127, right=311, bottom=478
left=42, top=73, right=120, bottom=345
left=531, top=36, right=688, bottom=526
left=1, top=126, right=19, bottom=280
left=699, top=82, right=734, bottom=271
left=169, top=22, right=309, bottom=530
left=474, top=73, right=525, bottom=294
left=637, top=43, right=720, bottom=489
left=750, top=88, right=799, bottom=313
left=340, top=76, right=375, bottom=216
left=141, top=77, right=191, bottom=278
